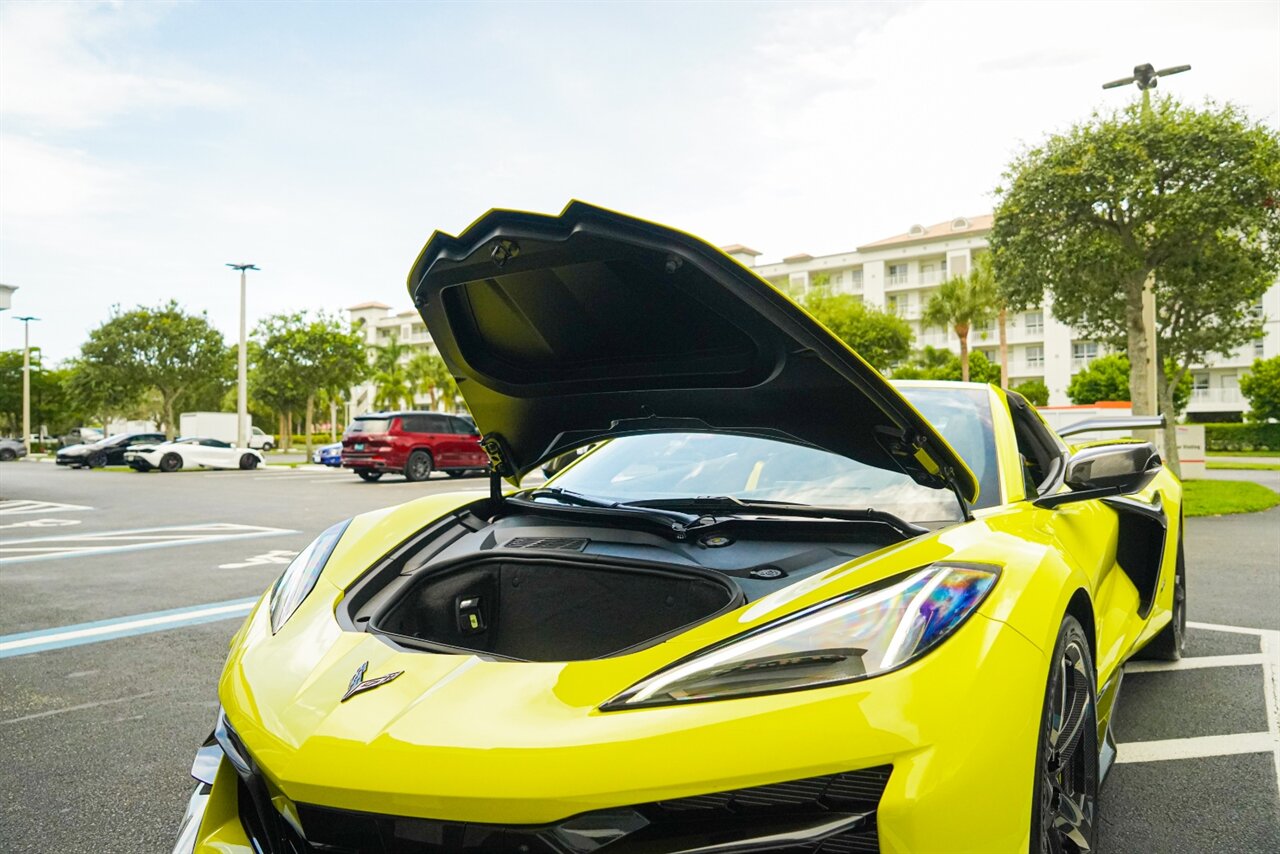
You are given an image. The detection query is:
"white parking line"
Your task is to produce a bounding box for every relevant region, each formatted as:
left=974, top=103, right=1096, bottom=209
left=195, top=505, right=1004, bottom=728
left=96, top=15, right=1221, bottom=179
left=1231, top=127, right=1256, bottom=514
left=1126, top=653, right=1265, bottom=673
left=0, top=500, right=92, bottom=516
left=1115, top=732, right=1274, bottom=764
left=1120, top=621, right=1280, bottom=791
left=0, top=523, right=298, bottom=564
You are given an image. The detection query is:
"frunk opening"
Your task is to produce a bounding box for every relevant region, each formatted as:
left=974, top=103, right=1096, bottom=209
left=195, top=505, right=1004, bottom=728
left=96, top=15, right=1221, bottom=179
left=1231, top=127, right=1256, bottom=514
left=369, top=555, right=740, bottom=662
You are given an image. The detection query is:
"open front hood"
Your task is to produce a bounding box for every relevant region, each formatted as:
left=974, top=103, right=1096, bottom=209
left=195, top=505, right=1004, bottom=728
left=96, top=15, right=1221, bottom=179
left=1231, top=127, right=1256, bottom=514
left=407, top=202, right=978, bottom=504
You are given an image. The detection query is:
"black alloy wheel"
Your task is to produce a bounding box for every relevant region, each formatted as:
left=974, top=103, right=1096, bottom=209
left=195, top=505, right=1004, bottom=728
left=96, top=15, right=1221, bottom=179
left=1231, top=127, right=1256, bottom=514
left=1032, top=615, right=1098, bottom=854
left=159, top=453, right=183, bottom=473
left=0, top=448, right=15, bottom=462
left=356, top=470, right=382, bottom=482
left=404, top=450, right=433, bottom=482
left=88, top=452, right=108, bottom=469
left=239, top=454, right=259, bottom=470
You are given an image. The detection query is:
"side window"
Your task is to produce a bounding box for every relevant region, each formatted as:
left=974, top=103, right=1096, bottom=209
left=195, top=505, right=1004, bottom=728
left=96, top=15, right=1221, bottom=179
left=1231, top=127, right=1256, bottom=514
left=450, top=417, right=476, bottom=435
left=1006, top=394, right=1066, bottom=496
left=203, top=439, right=231, bottom=448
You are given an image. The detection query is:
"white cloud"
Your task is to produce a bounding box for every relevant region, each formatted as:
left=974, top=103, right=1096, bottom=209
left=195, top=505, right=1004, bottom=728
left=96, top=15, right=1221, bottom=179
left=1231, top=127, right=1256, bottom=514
left=0, top=1, right=234, bottom=130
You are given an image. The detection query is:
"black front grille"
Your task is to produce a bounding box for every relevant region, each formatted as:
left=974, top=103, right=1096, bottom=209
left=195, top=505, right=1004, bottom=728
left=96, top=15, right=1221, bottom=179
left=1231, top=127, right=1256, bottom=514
left=239, top=766, right=890, bottom=854
left=504, top=536, right=590, bottom=551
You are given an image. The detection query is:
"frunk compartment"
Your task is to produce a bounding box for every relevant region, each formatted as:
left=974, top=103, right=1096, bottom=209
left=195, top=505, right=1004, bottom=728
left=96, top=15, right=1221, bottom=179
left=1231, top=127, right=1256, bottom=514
left=370, top=556, right=740, bottom=662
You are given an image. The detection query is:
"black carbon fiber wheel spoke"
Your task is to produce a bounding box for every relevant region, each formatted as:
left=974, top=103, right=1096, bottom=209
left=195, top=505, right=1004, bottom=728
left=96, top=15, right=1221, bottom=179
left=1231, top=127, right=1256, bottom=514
left=1053, top=790, right=1094, bottom=852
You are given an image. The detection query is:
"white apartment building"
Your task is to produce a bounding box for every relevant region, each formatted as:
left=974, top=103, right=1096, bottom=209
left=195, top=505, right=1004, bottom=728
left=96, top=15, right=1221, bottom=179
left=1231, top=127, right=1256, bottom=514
left=346, top=218, right=1279, bottom=419
left=346, top=300, right=443, bottom=415
left=732, top=216, right=1279, bottom=416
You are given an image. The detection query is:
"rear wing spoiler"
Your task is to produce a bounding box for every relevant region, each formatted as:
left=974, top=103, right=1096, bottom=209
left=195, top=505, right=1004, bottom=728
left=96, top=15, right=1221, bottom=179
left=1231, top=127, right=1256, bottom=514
left=1057, top=415, right=1165, bottom=439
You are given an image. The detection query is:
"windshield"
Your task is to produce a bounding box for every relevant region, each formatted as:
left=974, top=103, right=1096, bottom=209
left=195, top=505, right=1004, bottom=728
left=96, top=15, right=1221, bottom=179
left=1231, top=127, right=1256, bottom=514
left=549, top=432, right=963, bottom=524
left=896, top=386, right=1000, bottom=509
left=346, top=418, right=391, bottom=434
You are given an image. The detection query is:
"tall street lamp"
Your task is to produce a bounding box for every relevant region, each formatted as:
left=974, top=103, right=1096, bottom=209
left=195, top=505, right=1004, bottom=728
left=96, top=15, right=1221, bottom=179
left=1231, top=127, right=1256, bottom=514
left=226, top=264, right=260, bottom=449
left=1102, top=62, right=1191, bottom=426
left=14, top=315, right=40, bottom=452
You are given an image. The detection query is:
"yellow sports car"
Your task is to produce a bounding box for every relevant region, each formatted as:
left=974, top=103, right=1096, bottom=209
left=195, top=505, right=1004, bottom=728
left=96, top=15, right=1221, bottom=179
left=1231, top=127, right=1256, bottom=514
left=175, top=203, right=1186, bottom=854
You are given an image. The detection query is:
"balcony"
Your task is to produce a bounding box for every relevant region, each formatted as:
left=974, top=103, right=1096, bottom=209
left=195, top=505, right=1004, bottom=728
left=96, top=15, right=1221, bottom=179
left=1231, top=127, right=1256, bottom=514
left=919, top=270, right=949, bottom=285
left=886, top=273, right=910, bottom=286
left=1187, top=388, right=1245, bottom=412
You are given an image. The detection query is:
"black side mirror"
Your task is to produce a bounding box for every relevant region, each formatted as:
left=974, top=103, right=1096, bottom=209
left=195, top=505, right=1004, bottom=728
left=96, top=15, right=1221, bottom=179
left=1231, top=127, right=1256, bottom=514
left=1036, top=442, right=1162, bottom=508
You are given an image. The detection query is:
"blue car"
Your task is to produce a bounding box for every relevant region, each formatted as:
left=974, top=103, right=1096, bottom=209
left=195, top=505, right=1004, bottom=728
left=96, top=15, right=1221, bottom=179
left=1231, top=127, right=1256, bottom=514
left=312, top=442, right=342, bottom=466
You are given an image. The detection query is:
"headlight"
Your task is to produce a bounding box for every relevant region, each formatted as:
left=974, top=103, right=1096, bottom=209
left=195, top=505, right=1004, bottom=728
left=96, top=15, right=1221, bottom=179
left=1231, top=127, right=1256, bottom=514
left=269, top=519, right=351, bottom=633
left=601, top=563, right=998, bottom=710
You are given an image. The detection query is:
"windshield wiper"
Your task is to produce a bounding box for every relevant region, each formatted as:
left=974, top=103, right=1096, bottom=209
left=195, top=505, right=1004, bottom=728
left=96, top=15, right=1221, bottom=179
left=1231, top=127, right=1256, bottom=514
left=625, top=497, right=927, bottom=537
left=509, top=488, right=709, bottom=539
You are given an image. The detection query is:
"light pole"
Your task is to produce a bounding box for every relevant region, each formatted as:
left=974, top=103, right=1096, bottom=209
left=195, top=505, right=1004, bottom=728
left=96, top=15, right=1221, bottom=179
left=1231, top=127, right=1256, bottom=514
left=14, top=315, right=39, bottom=452
left=1102, top=62, right=1191, bottom=424
left=226, top=264, right=260, bottom=449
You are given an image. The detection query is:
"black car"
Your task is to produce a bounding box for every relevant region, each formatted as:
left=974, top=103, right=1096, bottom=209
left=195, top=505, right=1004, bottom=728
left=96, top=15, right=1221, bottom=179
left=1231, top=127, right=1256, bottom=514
left=56, top=432, right=167, bottom=468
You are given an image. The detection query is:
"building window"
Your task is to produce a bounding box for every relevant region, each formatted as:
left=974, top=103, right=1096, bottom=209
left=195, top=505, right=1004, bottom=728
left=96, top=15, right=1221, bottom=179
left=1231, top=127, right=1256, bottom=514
left=1024, top=311, right=1044, bottom=334
left=1072, top=341, right=1099, bottom=367
left=887, top=263, right=908, bottom=285
left=850, top=269, right=864, bottom=289
left=887, top=293, right=913, bottom=317
left=1255, top=338, right=1266, bottom=357
left=1026, top=345, right=1044, bottom=368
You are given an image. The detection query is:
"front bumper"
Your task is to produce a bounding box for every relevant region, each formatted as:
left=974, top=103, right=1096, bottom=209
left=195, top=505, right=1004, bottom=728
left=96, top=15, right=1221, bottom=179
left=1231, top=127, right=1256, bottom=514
left=177, top=608, right=1047, bottom=854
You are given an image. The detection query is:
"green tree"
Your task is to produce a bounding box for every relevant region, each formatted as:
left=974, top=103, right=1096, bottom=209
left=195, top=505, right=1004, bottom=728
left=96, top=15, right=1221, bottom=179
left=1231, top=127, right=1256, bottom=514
left=800, top=292, right=913, bottom=371
left=891, top=347, right=1001, bottom=384
left=249, top=317, right=308, bottom=450
left=992, top=96, right=1280, bottom=433
left=921, top=269, right=997, bottom=381
left=1011, top=379, right=1049, bottom=407
left=250, top=313, right=367, bottom=454
left=1068, top=354, right=1191, bottom=413
left=76, top=302, right=229, bottom=438
left=407, top=350, right=460, bottom=411
left=0, top=350, right=87, bottom=437
left=1240, top=356, right=1280, bottom=423
left=371, top=335, right=413, bottom=411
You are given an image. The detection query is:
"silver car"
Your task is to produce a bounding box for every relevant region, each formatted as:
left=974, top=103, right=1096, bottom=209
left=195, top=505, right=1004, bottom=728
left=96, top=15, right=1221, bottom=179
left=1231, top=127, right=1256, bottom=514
left=0, top=438, right=28, bottom=461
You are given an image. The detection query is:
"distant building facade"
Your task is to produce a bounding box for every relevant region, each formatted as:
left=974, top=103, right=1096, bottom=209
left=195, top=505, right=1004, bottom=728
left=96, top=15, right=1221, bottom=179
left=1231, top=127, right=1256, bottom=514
left=346, top=301, right=443, bottom=415
left=736, top=216, right=1278, bottom=417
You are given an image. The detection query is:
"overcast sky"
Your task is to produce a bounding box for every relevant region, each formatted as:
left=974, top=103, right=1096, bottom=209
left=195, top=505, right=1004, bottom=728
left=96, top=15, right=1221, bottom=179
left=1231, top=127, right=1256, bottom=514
left=2, top=0, right=1277, bottom=361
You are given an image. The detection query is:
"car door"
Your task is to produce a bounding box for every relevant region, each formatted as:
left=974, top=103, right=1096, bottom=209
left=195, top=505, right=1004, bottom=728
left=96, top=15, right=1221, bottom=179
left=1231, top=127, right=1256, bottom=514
left=201, top=438, right=235, bottom=467
left=418, top=414, right=457, bottom=468
left=1002, top=392, right=1152, bottom=684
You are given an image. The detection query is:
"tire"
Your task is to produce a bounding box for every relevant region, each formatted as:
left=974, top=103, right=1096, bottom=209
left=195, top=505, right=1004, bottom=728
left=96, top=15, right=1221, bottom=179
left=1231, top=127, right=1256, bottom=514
left=159, top=453, right=183, bottom=473
left=88, top=452, right=107, bottom=469
left=446, top=469, right=467, bottom=479
left=262, top=442, right=274, bottom=452
left=239, top=454, right=259, bottom=470
left=0, top=448, right=15, bottom=462
left=1133, top=534, right=1187, bottom=661
left=356, top=470, right=382, bottom=482
left=1031, top=614, right=1098, bottom=854
left=404, top=450, right=433, bottom=482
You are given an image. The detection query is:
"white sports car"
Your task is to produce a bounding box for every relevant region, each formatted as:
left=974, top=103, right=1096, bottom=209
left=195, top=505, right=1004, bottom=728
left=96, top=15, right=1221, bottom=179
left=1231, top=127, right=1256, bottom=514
left=125, top=437, right=263, bottom=472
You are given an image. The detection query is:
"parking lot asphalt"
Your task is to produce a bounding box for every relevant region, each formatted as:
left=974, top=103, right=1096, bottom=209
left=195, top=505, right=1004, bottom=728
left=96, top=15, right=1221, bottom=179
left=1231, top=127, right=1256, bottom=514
left=1, top=461, right=1278, bottom=853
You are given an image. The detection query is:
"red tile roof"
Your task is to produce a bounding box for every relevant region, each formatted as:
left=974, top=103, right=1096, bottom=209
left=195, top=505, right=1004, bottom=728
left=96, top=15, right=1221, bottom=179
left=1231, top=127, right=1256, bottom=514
left=858, top=214, right=993, bottom=250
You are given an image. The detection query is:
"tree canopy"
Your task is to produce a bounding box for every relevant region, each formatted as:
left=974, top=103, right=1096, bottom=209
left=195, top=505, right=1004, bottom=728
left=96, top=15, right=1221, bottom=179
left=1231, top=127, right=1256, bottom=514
left=75, top=302, right=229, bottom=437
left=1240, top=356, right=1280, bottom=423
left=992, top=96, right=1280, bottom=432
left=1011, top=378, right=1049, bottom=407
left=1067, top=354, right=1191, bottom=413
left=891, top=346, right=1001, bottom=385
left=799, top=292, right=912, bottom=371
left=250, top=312, right=368, bottom=452
left=921, top=270, right=997, bottom=381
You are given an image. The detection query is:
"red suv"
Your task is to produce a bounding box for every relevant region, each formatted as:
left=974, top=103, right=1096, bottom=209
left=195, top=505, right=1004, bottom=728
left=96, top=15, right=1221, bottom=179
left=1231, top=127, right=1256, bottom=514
left=341, top=411, right=489, bottom=482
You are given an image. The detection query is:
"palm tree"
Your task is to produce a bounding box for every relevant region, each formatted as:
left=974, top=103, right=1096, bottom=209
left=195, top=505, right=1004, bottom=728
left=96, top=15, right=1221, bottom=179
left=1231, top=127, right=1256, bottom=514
left=922, top=265, right=998, bottom=382
left=969, top=253, right=1008, bottom=386
left=407, top=350, right=457, bottom=411
left=371, top=335, right=412, bottom=410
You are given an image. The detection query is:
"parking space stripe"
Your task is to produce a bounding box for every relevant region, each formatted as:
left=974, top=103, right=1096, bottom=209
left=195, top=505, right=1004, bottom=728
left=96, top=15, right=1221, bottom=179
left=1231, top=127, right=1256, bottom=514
left=0, top=523, right=298, bottom=565
left=0, top=598, right=258, bottom=658
left=1126, top=653, right=1266, bottom=673
left=1115, top=732, right=1273, bottom=763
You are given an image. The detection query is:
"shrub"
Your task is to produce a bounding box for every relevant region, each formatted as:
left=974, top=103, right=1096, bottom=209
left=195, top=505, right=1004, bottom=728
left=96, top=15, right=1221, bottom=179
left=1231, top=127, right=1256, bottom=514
left=1239, top=356, right=1280, bottom=422
left=1203, top=422, right=1280, bottom=452
left=1011, top=379, right=1049, bottom=406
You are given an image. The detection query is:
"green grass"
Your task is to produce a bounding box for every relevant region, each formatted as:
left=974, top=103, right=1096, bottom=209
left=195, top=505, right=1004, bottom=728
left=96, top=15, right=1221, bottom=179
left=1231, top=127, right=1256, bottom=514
left=1183, top=479, right=1280, bottom=517
left=1206, top=461, right=1280, bottom=471
left=1207, top=449, right=1280, bottom=458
